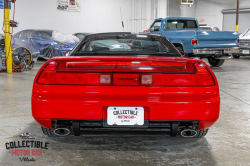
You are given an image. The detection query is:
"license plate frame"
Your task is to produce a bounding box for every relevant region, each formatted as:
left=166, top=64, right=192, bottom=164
left=107, top=107, right=144, bottom=126
left=242, top=50, right=249, bottom=54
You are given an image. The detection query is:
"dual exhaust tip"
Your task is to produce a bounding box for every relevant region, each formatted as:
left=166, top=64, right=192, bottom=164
left=180, top=128, right=197, bottom=138
left=53, top=126, right=197, bottom=137
left=54, top=127, right=70, bottom=136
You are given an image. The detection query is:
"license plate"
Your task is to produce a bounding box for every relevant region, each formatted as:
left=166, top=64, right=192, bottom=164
left=242, top=50, right=249, bottom=54
left=107, top=107, right=144, bottom=126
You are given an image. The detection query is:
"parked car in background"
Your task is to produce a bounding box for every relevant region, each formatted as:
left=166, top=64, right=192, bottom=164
left=146, top=17, right=239, bottom=67
left=200, top=26, right=220, bottom=31
left=32, top=33, right=220, bottom=138
left=232, top=27, right=250, bottom=58
left=73, top=33, right=91, bottom=40
left=13, top=30, right=77, bottom=60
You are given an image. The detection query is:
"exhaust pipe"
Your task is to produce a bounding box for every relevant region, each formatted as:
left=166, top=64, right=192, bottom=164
left=54, top=127, right=70, bottom=136
left=180, top=128, right=197, bottom=138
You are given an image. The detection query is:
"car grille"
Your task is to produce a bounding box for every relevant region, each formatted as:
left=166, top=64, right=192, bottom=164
left=239, top=39, right=250, bottom=48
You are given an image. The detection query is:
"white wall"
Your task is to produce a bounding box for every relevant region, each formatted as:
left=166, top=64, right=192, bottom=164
left=0, top=0, right=167, bottom=35
left=169, top=0, right=196, bottom=18
left=195, top=0, right=250, bottom=30
left=167, top=0, right=250, bottom=30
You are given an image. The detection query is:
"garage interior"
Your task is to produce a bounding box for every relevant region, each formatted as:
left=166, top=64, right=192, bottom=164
left=1, top=0, right=250, bottom=165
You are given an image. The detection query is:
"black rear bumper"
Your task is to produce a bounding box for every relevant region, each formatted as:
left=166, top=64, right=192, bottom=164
left=52, top=119, right=200, bottom=137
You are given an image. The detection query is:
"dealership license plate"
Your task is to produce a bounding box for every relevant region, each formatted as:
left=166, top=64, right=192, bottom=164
left=242, top=50, right=249, bottom=54
left=107, top=107, right=144, bottom=126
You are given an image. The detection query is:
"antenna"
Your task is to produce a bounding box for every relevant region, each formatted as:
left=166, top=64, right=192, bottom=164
left=120, top=7, right=124, bottom=32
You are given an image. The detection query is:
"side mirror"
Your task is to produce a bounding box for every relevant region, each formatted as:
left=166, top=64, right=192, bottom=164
left=65, top=50, right=72, bottom=56
left=149, top=28, right=154, bottom=32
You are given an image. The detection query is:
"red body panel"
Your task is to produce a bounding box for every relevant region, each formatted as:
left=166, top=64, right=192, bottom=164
left=32, top=56, right=220, bottom=130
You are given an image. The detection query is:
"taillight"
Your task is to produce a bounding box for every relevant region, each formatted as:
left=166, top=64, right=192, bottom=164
left=152, top=62, right=215, bottom=86
left=192, top=39, right=198, bottom=45
left=37, top=61, right=58, bottom=84
left=37, top=61, right=100, bottom=85
left=195, top=63, right=215, bottom=86
left=237, top=39, right=239, bottom=44
left=37, top=60, right=216, bottom=86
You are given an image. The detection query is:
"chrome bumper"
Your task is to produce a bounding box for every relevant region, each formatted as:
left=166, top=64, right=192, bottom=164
left=236, top=48, right=250, bottom=55
left=193, top=47, right=240, bottom=55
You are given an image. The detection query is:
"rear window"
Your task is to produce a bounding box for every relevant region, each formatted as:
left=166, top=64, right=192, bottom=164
left=70, top=33, right=181, bottom=57
left=165, top=20, right=198, bottom=29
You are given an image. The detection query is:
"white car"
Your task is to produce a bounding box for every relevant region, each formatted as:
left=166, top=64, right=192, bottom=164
left=233, top=28, right=250, bottom=58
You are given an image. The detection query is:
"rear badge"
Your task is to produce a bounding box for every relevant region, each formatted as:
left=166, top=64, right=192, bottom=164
left=118, top=77, right=137, bottom=81
left=113, top=74, right=139, bottom=85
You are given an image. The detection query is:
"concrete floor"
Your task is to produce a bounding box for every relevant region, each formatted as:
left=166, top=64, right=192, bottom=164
left=0, top=57, right=250, bottom=166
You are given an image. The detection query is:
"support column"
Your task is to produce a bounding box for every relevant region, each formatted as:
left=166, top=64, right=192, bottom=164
left=4, top=0, right=12, bottom=73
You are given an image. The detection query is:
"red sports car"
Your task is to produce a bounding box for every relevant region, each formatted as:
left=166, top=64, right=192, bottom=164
left=32, top=33, right=220, bottom=138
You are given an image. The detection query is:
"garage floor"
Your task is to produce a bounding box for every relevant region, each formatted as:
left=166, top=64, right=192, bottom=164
left=0, top=58, right=250, bottom=166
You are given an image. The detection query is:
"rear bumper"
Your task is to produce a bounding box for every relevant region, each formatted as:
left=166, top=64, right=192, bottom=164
left=32, top=84, right=220, bottom=130
left=233, top=47, right=250, bottom=56
left=193, top=47, right=240, bottom=56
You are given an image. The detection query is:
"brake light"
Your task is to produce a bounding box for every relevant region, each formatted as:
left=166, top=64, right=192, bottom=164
left=152, top=62, right=215, bottom=86
left=192, top=39, right=198, bottom=45
left=141, top=75, right=153, bottom=85
left=61, top=61, right=194, bottom=73
left=195, top=63, right=215, bottom=85
left=37, top=60, right=216, bottom=86
left=37, top=61, right=58, bottom=84
left=37, top=61, right=100, bottom=85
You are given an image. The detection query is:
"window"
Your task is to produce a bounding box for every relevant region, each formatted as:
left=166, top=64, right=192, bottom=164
left=72, top=34, right=181, bottom=57
left=19, top=31, right=29, bottom=39
left=151, top=21, right=162, bottom=31
left=165, top=20, right=198, bottom=29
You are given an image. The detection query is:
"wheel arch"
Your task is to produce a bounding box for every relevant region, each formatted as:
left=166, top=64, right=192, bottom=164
left=172, top=43, right=185, bottom=52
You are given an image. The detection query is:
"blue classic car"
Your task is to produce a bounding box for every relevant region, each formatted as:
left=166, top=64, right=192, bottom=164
left=147, top=17, right=240, bottom=67
left=13, top=30, right=78, bottom=60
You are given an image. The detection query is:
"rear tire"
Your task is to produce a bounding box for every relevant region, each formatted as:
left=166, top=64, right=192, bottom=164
left=195, top=128, right=209, bottom=138
left=208, top=57, right=225, bottom=67
left=41, top=126, right=58, bottom=137
left=232, top=54, right=240, bottom=59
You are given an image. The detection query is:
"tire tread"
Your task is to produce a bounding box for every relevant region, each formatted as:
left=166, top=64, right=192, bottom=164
left=41, top=126, right=57, bottom=137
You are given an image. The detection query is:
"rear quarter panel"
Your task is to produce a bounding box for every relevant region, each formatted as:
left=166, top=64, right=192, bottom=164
left=161, top=29, right=196, bottom=53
